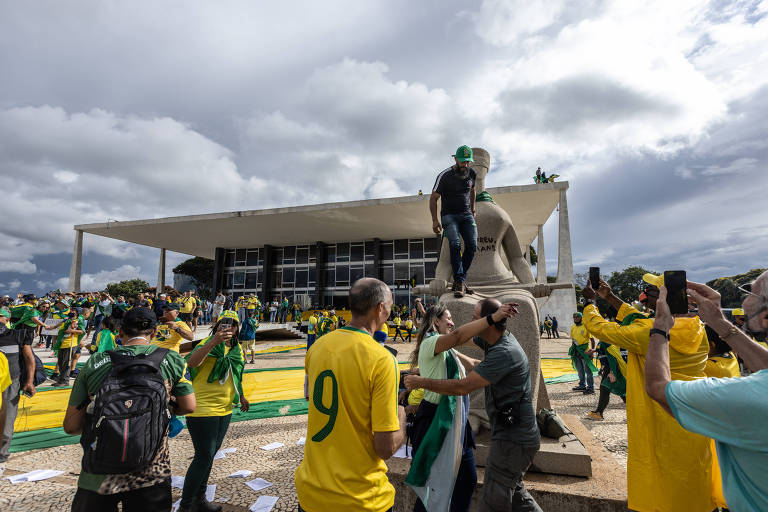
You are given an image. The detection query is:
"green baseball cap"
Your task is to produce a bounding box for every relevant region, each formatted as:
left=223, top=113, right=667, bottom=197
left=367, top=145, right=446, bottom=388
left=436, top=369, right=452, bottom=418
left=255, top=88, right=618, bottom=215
left=453, top=145, right=474, bottom=163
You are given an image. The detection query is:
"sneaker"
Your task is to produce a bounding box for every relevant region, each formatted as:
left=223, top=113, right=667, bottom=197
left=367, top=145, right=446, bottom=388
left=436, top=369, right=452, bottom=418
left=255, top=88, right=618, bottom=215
left=586, top=411, right=604, bottom=421
left=583, top=388, right=595, bottom=395
left=50, top=372, right=59, bottom=381
left=572, top=385, right=586, bottom=391
left=452, top=281, right=465, bottom=298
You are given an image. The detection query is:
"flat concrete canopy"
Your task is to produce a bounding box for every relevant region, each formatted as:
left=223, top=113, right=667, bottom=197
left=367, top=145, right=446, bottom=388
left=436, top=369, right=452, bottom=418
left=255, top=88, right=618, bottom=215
left=75, top=182, right=567, bottom=258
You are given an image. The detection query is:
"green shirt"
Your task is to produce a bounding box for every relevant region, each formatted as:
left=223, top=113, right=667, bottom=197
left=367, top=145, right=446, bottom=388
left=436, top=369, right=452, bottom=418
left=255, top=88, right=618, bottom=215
left=417, top=334, right=449, bottom=405
left=69, top=345, right=194, bottom=494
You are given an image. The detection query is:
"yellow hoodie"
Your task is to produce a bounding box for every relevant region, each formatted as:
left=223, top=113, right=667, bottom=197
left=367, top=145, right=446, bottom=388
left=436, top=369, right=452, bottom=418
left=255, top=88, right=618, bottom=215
left=583, top=303, right=713, bottom=512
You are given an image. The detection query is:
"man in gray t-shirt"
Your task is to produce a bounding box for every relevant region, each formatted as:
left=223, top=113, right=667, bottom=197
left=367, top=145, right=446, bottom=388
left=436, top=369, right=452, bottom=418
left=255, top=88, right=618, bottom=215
left=404, top=298, right=541, bottom=511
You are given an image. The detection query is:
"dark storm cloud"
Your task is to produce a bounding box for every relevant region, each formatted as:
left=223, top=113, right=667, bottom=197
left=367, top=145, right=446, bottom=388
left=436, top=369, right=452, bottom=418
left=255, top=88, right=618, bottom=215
left=497, top=75, right=680, bottom=133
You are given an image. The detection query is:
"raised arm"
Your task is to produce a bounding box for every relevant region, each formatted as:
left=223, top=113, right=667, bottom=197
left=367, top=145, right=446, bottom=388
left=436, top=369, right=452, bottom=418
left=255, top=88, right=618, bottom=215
left=432, top=304, right=518, bottom=356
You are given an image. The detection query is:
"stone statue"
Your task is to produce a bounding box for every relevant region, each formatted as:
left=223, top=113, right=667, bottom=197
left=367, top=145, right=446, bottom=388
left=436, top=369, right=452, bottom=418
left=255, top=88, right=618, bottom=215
left=415, top=147, right=552, bottom=430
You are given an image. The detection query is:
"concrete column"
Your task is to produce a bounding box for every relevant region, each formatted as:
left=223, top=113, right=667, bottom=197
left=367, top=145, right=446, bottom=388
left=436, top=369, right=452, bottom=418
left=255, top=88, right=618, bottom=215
left=212, top=247, right=225, bottom=295
left=556, top=188, right=574, bottom=283
left=68, top=230, right=83, bottom=292
left=157, top=248, right=166, bottom=292
left=536, top=224, right=546, bottom=284
left=525, top=246, right=532, bottom=265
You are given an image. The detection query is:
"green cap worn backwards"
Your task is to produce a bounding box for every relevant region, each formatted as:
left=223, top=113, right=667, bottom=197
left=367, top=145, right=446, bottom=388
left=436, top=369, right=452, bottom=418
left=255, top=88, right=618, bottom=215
left=453, top=145, right=474, bottom=163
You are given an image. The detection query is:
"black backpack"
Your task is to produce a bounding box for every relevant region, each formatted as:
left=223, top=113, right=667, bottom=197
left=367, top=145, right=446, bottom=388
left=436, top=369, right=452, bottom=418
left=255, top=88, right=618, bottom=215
left=80, top=348, right=171, bottom=474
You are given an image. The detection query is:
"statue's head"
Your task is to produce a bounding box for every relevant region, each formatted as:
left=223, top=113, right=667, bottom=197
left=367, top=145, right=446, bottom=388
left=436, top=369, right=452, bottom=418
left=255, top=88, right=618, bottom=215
left=471, top=147, right=490, bottom=193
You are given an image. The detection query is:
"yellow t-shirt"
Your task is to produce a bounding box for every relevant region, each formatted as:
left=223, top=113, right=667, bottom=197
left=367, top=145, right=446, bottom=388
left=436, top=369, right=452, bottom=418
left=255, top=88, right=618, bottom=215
left=60, top=333, right=79, bottom=349
left=179, top=296, right=196, bottom=314
left=246, top=297, right=260, bottom=310
left=0, top=352, right=11, bottom=409
left=405, top=319, right=413, bottom=331
left=570, top=324, right=591, bottom=346
left=187, top=345, right=236, bottom=417
left=152, top=319, right=191, bottom=352
left=307, top=316, right=318, bottom=334
left=295, top=326, right=400, bottom=512
left=393, top=317, right=401, bottom=327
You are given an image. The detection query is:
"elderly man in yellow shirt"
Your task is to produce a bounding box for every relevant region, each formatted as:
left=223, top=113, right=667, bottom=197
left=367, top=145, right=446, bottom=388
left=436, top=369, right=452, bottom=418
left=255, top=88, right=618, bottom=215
left=153, top=304, right=194, bottom=352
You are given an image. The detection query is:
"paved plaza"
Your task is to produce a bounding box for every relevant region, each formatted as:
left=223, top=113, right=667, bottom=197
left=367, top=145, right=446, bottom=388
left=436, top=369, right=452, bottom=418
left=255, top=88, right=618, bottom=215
left=1, top=333, right=628, bottom=511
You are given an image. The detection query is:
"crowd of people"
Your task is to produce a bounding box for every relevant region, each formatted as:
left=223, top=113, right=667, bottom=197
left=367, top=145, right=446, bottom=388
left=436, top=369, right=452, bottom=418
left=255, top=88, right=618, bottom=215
left=0, top=145, right=766, bottom=511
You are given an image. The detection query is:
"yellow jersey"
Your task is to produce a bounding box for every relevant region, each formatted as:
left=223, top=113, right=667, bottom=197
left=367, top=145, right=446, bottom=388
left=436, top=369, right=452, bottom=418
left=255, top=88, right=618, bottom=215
left=295, top=326, right=400, bottom=512
left=179, top=296, right=196, bottom=314
left=60, top=333, right=80, bottom=349
left=393, top=317, right=401, bottom=327
left=152, top=319, right=191, bottom=352
left=187, top=345, right=236, bottom=417
left=570, top=324, right=591, bottom=345
left=0, top=352, right=10, bottom=409
left=307, top=316, right=318, bottom=334
left=246, top=297, right=260, bottom=310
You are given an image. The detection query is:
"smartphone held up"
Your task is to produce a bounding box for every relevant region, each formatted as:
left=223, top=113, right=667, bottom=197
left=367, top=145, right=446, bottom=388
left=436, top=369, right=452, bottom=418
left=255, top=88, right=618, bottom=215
left=664, top=270, right=688, bottom=315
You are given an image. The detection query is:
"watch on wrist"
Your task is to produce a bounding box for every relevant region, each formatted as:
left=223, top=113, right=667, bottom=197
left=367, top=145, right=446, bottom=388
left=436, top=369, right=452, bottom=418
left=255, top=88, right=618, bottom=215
left=649, top=328, right=670, bottom=340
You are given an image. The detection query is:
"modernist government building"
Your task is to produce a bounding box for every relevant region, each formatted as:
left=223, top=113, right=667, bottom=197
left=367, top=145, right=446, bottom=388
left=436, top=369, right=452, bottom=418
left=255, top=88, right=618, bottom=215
left=68, top=181, right=576, bottom=324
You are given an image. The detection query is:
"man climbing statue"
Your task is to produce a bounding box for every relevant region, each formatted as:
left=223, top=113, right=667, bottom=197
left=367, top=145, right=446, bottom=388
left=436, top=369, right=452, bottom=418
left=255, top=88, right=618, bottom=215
left=430, top=145, right=478, bottom=298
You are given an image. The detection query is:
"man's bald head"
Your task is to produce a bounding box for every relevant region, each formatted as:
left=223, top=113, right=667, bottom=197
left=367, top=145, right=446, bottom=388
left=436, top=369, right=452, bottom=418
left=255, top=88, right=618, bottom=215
left=349, top=278, right=392, bottom=317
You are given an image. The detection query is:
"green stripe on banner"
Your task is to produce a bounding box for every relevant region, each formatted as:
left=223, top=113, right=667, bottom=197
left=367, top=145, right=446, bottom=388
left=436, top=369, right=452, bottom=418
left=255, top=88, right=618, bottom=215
left=10, top=398, right=310, bottom=453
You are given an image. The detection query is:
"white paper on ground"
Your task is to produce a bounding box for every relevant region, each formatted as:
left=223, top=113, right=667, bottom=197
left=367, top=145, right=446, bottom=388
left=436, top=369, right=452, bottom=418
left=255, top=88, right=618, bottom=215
left=393, top=444, right=412, bottom=459
left=6, top=469, right=65, bottom=483
left=229, top=470, right=253, bottom=478
left=245, top=477, right=273, bottom=492
left=214, top=447, right=237, bottom=460
left=206, top=484, right=216, bottom=502
left=250, top=496, right=279, bottom=512
left=171, top=475, right=185, bottom=489
left=296, top=437, right=306, bottom=445
left=259, top=442, right=285, bottom=451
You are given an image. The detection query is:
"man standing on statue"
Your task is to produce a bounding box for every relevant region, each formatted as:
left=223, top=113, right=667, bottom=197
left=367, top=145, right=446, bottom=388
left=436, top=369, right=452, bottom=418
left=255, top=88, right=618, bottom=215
left=430, top=145, right=478, bottom=298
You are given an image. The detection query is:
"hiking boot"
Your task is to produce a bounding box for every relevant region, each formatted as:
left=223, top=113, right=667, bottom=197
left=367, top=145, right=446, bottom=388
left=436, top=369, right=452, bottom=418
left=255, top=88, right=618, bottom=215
left=586, top=411, right=604, bottom=421
left=583, top=388, right=595, bottom=395
left=452, top=281, right=465, bottom=298
left=463, top=283, right=475, bottom=295
left=193, top=496, right=222, bottom=512
left=572, top=385, right=586, bottom=391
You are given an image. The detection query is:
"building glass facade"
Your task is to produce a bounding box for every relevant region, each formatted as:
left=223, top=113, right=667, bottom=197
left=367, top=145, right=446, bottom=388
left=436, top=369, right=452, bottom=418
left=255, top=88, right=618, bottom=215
left=218, top=237, right=440, bottom=309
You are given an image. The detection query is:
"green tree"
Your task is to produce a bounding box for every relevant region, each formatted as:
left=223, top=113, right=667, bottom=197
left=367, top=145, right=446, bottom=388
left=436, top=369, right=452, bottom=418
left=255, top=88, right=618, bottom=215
left=105, top=279, right=150, bottom=299
left=707, top=268, right=767, bottom=308
left=527, top=245, right=538, bottom=266
left=607, top=266, right=658, bottom=303
left=173, top=257, right=214, bottom=299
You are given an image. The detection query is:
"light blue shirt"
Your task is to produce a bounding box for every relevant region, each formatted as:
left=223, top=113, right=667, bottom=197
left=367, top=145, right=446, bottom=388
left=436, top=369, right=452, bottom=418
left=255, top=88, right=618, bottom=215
left=665, top=370, right=768, bottom=511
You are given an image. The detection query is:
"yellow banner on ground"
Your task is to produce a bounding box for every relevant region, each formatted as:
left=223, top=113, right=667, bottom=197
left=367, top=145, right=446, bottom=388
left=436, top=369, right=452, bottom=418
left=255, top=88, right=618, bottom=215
left=16, top=360, right=576, bottom=433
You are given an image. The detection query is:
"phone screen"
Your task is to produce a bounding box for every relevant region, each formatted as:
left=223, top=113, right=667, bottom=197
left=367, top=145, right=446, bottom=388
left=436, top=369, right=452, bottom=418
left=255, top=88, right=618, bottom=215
left=220, top=318, right=234, bottom=328
left=664, top=270, right=688, bottom=315
left=589, top=267, right=600, bottom=289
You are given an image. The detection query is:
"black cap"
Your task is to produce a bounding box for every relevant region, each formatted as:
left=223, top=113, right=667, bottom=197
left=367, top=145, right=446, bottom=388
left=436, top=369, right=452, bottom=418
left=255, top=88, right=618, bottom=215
left=161, top=303, right=180, bottom=311
left=123, top=307, right=157, bottom=331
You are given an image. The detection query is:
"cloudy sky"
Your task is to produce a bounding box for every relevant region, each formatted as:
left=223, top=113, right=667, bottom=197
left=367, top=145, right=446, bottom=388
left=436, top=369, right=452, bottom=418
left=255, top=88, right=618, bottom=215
left=1, top=0, right=766, bottom=293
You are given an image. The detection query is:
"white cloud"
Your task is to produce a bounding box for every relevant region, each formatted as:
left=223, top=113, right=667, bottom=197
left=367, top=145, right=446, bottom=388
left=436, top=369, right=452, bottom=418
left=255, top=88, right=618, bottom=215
left=54, top=264, right=143, bottom=291
left=0, top=260, right=37, bottom=274
left=53, top=170, right=79, bottom=183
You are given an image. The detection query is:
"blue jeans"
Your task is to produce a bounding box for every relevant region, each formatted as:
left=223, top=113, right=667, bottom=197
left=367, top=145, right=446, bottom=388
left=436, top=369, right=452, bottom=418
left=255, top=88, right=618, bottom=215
left=573, top=355, right=594, bottom=389
left=91, top=314, right=104, bottom=343
left=442, top=213, right=478, bottom=283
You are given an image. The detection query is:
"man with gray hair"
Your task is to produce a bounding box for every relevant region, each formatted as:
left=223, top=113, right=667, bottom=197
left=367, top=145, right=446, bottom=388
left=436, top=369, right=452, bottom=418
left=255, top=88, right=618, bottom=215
left=295, top=278, right=406, bottom=512
left=645, top=272, right=768, bottom=511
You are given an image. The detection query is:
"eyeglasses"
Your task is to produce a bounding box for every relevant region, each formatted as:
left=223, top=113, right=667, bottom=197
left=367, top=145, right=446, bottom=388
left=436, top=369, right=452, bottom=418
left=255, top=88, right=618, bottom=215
left=738, top=282, right=759, bottom=298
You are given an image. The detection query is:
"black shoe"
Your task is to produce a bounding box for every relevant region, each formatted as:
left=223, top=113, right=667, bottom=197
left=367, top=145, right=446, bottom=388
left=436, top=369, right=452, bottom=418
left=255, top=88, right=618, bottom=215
left=463, top=283, right=475, bottom=295
left=572, top=385, right=586, bottom=391
left=51, top=380, right=68, bottom=387
left=583, top=388, right=595, bottom=395
left=452, top=281, right=465, bottom=298
left=193, top=497, right=222, bottom=512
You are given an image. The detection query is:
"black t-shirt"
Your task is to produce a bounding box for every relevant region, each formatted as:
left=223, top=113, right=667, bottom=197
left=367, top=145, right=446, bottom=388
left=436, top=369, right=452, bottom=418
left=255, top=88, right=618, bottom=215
left=473, top=333, right=540, bottom=447
left=0, top=325, right=26, bottom=378
left=432, top=166, right=476, bottom=216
